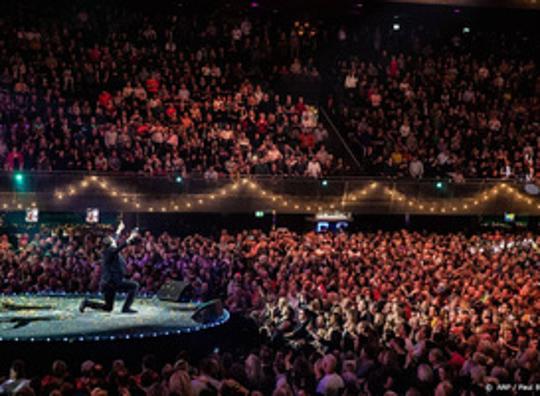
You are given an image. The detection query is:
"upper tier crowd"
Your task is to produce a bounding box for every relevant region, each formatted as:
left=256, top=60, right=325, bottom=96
left=0, top=4, right=338, bottom=178
left=1, top=3, right=539, bottom=180
left=335, top=29, right=540, bottom=181
left=1, top=226, right=538, bottom=395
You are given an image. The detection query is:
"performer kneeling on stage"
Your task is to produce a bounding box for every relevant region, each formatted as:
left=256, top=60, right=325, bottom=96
left=79, top=221, right=140, bottom=314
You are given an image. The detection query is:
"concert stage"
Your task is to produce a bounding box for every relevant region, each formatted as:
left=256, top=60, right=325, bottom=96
left=0, top=294, right=229, bottom=342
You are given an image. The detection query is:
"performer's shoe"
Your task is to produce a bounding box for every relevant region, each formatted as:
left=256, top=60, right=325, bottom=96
left=79, top=299, right=88, bottom=313
left=121, top=308, right=138, bottom=314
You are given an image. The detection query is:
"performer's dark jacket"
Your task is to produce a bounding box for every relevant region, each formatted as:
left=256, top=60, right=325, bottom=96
left=101, top=240, right=130, bottom=285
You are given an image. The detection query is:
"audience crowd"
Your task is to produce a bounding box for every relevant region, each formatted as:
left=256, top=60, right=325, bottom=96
left=1, top=225, right=539, bottom=395
left=0, top=4, right=336, bottom=178
left=0, top=2, right=540, bottom=396
left=2, top=3, right=539, bottom=180
left=335, top=29, right=540, bottom=180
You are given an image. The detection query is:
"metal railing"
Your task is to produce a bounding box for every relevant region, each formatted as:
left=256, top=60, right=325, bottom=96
left=0, top=171, right=524, bottom=194
left=0, top=171, right=536, bottom=215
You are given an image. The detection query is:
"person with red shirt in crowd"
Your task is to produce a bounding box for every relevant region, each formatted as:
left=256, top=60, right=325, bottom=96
left=295, top=96, right=306, bottom=115
left=5, top=147, right=24, bottom=170
left=165, top=105, right=177, bottom=121
left=298, top=129, right=315, bottom=150
left=389, top=55, right=399, bottom=78
left=146, top=76, right=160, bottom=96
left=256, top=113, right=268, bottom=134
left=98, top=91, right=113, bottom=109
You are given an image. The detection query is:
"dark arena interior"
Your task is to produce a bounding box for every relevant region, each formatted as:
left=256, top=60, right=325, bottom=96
left=0, top=0, right=539, bottom=395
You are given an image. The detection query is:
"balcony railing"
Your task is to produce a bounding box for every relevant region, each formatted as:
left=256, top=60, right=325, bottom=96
left=0, top=171, right=537, bottom=215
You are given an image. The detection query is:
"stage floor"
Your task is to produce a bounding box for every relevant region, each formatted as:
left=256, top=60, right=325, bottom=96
left=0, top=294, right=229, bottom=342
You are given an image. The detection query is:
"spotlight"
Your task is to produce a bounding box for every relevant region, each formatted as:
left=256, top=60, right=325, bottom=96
left=393, top=23, right=400, bottom=31
left=321, top=180, right=328, bottom=187
left=13, top=172, right=26, bottom=191
left=175, top=176, right=183, bottom=183
left=435, top=181, right=444, bottom=190
left=463, top=26, right=470, bottom=34
left=14, top=173, right=24, bottom=183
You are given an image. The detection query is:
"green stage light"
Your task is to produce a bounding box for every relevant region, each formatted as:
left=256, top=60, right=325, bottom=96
left=435, top=181, right=444, bottom=189
left=321, top=180, right=328, bottom=187
left=175, top=176, right=183, bottom=183
left=14, top=173, right=24, bottom=183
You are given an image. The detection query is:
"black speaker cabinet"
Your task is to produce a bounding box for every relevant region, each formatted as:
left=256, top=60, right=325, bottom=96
left=191, top=299, right=224, bottom=324
left=157, top=280, right=193, bottom=302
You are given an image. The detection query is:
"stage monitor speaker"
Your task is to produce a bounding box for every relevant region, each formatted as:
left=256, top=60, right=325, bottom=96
left=157, top=280, right=193, bottom=302
left=191, top=299, right=224, bottom=324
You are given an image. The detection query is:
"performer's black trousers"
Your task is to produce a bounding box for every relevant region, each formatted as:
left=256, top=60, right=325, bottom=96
left=85, top=280, right=139, bottom=312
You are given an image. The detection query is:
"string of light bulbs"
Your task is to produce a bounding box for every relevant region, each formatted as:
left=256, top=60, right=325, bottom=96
left=53, top=176, right=241, bottom=213
left=245, top=179, right=380, bottom=213
left=385, top=183, right=540, bottom=213
left=52, top=177, right=380, bottom=213
left=2, top=176, right=539, bottom=214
